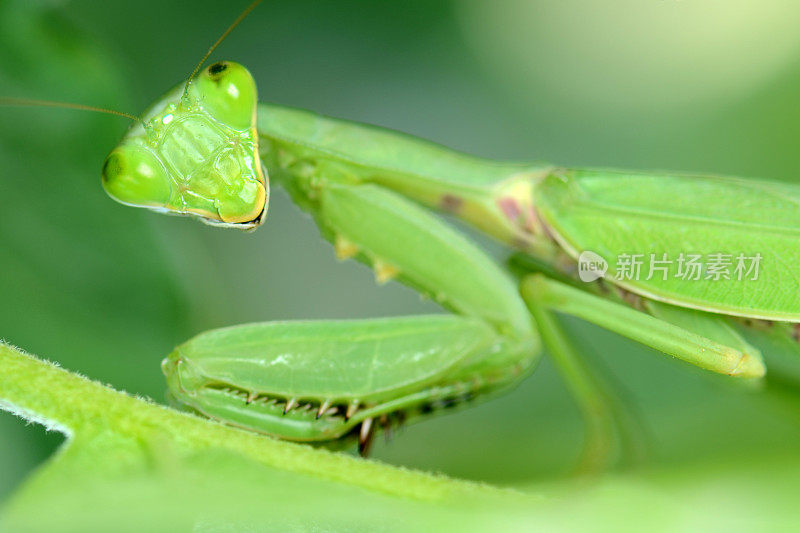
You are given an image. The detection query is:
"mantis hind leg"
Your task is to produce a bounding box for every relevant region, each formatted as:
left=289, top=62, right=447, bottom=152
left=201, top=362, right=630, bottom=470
left=521, top=274, right=765, bottom=379
left=523, top=283, right=647, bottom=473
left=521, top=273, right=765, bottom=470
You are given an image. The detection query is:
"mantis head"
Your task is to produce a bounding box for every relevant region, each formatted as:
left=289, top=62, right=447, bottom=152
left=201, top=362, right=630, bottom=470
left=101, top=61, right=268, bottom=229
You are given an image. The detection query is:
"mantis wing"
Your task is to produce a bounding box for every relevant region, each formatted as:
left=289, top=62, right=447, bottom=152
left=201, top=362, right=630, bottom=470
left=535, top=169, right=800, bottom=320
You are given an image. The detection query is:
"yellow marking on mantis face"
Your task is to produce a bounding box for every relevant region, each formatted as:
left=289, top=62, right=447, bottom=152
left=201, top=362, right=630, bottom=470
left=101, top=61, right=268, bottom=228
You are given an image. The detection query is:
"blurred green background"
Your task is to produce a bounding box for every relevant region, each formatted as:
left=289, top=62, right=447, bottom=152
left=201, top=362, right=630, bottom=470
left=4, top=0, right=800, bottom=502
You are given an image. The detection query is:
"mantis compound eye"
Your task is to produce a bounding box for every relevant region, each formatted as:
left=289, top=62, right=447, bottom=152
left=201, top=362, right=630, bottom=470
left=191, top=61, right=256, bottom=130
left=101, top=146, right=171, bottom=208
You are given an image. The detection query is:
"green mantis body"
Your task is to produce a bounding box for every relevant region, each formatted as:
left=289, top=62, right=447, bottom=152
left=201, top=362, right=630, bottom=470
left=98, top=57, right=797, bottom=457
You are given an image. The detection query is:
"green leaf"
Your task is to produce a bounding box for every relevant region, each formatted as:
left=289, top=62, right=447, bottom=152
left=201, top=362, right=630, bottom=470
left=0, top=342, right=533, bottom=531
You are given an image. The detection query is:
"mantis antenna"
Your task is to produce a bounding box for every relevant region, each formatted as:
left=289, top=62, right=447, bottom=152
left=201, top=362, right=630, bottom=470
left=186, top=0, right=263, bottom=83
left=0, top=96, right=141, bottom=123
left=1, top=0, right=263, bottom=123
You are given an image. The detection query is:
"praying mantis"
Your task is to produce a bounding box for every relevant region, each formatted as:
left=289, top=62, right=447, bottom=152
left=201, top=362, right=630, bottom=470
left=8, top=2, right=800, bottom=464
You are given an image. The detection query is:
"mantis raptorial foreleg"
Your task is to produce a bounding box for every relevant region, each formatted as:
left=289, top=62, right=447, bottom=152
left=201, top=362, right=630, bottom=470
left=166, top=177, right=541, bottom=451
left=164, top=315, right=524, bottom=454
